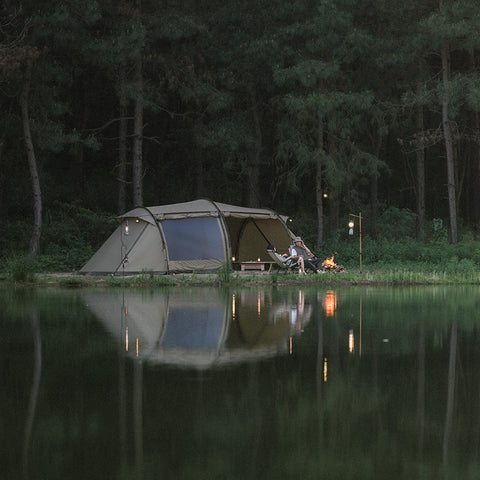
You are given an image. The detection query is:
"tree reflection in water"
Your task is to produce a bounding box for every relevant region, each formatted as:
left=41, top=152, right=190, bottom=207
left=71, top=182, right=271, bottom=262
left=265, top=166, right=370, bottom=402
left=3, top=286, right=480, bottom=479
left=22, top=311, right=42, bottom=480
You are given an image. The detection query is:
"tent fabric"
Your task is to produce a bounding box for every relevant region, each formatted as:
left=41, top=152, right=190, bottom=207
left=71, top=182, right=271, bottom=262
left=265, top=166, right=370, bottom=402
left=80, top=199, right=294, bottom=275
left=81, top=289, right=290, bottom=369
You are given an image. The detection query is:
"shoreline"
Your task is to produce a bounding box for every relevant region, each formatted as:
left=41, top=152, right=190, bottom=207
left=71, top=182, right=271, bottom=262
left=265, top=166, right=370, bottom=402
left=2, top=268, right=480, bottom=288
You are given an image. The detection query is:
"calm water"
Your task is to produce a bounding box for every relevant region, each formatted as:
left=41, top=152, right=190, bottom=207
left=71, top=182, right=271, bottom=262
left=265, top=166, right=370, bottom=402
left=3, top=285, right=480, bottom=480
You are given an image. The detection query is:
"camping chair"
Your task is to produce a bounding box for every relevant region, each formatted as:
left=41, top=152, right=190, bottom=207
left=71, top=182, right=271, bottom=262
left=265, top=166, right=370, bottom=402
left=288, top=244, right=321, bottom=273
left=267, top=250, right=300, bottom=273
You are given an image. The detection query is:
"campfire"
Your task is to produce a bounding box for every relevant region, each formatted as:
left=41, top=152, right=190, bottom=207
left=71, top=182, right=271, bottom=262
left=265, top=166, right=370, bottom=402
left=321, top=253, right=344, bottom=272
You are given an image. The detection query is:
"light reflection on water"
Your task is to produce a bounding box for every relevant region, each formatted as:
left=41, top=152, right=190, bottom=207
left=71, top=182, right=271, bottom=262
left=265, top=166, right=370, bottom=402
left=3, top=285, right=480, bottom=479
left=82, top=288, right=311, bottom=369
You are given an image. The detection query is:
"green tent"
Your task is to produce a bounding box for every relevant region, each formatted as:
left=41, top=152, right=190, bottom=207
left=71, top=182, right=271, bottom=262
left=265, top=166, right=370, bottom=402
left=80, top=199, right=294, bottom=275
left=81, top=289, right=293, bottom=369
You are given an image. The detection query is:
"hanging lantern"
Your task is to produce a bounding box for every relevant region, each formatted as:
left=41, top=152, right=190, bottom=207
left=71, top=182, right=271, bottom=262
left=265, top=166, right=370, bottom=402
left=348, top=220, right=354, bottom=236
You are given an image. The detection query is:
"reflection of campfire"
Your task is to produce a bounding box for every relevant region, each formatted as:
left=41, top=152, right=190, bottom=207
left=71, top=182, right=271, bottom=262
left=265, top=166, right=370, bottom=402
left=321, top=253, right=344, bottom=272
left=323, top=290, right=337, bottom=317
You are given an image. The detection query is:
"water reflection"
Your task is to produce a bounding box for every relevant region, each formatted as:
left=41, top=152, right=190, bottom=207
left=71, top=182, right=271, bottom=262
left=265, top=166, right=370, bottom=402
left=22, top=311, right=42, bottom=480
left=82, top=288, right=312, bottom=369
left=5, top=286, right=480, bottom=480
left=81, top=289, right=313, bottom=479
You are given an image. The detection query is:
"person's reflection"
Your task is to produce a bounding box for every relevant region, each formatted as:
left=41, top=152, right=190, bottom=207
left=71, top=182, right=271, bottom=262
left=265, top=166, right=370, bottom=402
left=271, top=290, right=312, bottom=333
left=289, top=290, right=312, bottom=333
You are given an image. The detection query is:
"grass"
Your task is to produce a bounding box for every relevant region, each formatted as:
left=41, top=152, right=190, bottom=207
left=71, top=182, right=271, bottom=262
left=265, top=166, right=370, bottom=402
left=2, top=261, right=480, bottom=288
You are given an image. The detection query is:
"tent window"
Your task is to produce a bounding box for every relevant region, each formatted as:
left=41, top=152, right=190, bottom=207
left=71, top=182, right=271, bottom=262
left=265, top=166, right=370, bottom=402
left=162, top=308, right=225, bottom=349
left=161, top=217, right=224, bottom=260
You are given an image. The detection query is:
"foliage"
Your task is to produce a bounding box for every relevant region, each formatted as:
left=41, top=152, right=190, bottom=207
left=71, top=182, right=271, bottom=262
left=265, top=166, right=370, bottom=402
left=216, top=262, right=233, bottom=283
left=4, top=0, right=480, bottom=258
left=2, top=253, right=37, bottom=282
left=375, top=207, right=417, bottom=240
left=0, top=202, right=116, bottom=272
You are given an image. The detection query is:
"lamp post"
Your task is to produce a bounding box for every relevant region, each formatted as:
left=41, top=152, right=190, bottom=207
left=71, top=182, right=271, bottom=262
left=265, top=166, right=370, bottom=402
left=348, top=212, right=362, bottom=273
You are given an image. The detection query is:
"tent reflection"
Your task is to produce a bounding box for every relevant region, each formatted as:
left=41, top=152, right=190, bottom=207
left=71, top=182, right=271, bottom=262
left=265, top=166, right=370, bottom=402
left=83, top=289, right=311, bottom=369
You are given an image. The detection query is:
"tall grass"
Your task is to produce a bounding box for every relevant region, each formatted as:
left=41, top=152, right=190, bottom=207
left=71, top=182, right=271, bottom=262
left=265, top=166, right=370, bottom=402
left=3, top=253, right=37, bottom=283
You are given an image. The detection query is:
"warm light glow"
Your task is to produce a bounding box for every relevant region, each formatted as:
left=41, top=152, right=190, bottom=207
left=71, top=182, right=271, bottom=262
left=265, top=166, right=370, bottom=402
left=232, top=256, right=236, bottom=262
left=323, top=193, right=328, bottom=198
left=232, top=294, right=236, bottom=320
left=324, top=357, right=328, bottom=382
left=348, top=220, right=354, bottom=229
left=323, top=290, right=337, bottom=317
left=257, top=257, right=261, bottom=262
left=257, top=293, right=261, bottom=317
left=136, top=338, right=139, bottom=357
left=124, top=220, right=129, bottom=235
left=135, top=219, right=139, bottom=223
left=322, top=255, right=337, bottom=270
left=349, top=329, right=354, bottom=353
left=290, top=336, right=293, bottom=355
left=125, top=327, right=129, bottom=352
left=298, top=290, right=304, bottom=315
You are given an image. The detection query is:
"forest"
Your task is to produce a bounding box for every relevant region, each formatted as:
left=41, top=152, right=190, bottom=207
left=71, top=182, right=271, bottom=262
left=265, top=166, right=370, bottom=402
left=2, top=0, right=480, bottom=271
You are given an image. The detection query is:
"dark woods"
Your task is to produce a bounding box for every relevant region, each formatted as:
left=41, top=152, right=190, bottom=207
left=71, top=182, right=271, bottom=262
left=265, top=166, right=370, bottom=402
left=1, top=0, right=480, bottom=261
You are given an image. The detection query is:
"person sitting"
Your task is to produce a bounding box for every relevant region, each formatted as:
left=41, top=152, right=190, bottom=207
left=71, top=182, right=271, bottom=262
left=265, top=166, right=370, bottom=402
left=289, top=237, right=323, bottom=273
left=267, top=244, right=305, bottom=274
left=282, top=250, right=306, bottom=274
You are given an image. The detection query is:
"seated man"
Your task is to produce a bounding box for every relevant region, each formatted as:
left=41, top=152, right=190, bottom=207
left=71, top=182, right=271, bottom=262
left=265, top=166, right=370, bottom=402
left=267, top=244, right=304, bottom=274
left=289, top=237, right=323, bottom=273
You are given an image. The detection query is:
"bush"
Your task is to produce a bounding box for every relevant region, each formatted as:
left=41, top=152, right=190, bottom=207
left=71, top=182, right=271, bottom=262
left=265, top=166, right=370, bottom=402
left=2, top=253, right=37, bottom=282
left=376, top=207, right=417, bottom=240
left=1, top=202, right=117, bottom=272
left=445, top=257, right=477, bottom=276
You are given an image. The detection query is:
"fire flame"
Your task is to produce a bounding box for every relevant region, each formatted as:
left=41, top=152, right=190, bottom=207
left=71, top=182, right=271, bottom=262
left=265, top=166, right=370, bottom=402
left=322, top=254, right=337, bottom=269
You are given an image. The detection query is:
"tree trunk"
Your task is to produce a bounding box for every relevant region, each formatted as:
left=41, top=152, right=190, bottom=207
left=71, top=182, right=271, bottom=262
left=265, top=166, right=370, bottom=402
left=0, top=129, right=5, bottom=220
left=369, top=132, right=381, bottom=238
left=328, top=132, right=340, bottom=232
left=370, top=176, right=378, bottom=238
left=441, top=38, right=458, bottom=243
left=132, top=48, right=143, bottom=207
left=194, top=147, right=204, bottom=198
left=248, top=88, right=261, bottom=207
left=21, top=59, right=42, bottom=258
left=72, top=81, right=87, bottom=196
left=415, top=90, right=426, bottom=242
left=118, top=65, right=128, bottom=214
left=474, top=111, right=480, bottom=228
left=316, top=118, right=324, bottom=248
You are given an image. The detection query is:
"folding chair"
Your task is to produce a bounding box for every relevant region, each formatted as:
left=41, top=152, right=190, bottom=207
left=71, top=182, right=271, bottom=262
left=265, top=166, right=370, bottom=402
left=267, top=250, right=300, bottom=273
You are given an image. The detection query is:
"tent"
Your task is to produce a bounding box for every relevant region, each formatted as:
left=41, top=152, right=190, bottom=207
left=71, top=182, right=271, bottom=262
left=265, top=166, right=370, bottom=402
left=80, top=199, right=294, bottom=275
left=81, top=289, right=292, bottom=369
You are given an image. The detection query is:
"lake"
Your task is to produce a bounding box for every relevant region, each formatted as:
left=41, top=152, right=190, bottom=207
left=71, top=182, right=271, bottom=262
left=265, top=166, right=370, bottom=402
left=2, top=285, right=480, bottom=480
